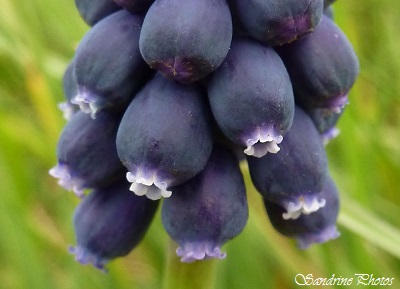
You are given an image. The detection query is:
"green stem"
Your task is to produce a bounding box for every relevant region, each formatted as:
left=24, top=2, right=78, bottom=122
left=162, top=241, right=217, bottom=289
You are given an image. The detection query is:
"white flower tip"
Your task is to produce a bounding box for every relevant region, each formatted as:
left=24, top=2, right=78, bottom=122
left=126, top=170, right=172, bottom=200
left=243, top=127, right=283, bottom=158
left=71, top=91, right=99, bottom=119
left=49, top=163, right=85, bottom=197
left=322, top=127, right=340, bottom=145
left=69, top=245, right=108, bottom=272
left=176, top=242, right=226, bottom=263
left=58, top=102, right=78, bottom=120
left=282, top=195, right=326, bottom=220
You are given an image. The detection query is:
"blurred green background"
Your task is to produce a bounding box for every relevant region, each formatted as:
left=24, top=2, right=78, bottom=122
left=0, top=1, right=399, bottom=289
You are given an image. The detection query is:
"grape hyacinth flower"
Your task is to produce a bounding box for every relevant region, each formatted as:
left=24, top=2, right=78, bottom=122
left=162, top=145, right=248, bottom=262
left=139, top=0, right=233, bottom=83
left=73, top=10, right=152, bottom=118
left=116, top=74, right=213, bottom=200
left=70, top=177, right=159, bottom=271
left=233, top=0, right=324, bottom=46
left=277, top=15, right=359, bottom=113
left=248, top=107, right=329, bottom=219
left=208, top=38, right=294, bottom=158
left=49, top=111, right=125, bottom=197
left=264, top=175, right=340, bottom=249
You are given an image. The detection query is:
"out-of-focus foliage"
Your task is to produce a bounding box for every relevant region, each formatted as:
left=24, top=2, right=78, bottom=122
left=0, top=1, right=399, bottom=289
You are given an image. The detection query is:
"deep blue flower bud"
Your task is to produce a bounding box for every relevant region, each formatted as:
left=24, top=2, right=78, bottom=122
left=208, top=38, right=294, bottom=158
left=234, top=0, right=324, bottom=46
left=73, top=10, right=152, bottom=118
left=69, top=177, right=159, bottom=270
left=113, top=0, right=154, bottom=13
left=277, top=15, right=359, bottom=113
left=139, top=0, right=232, bottom=83
left=263, top=175, right=340, bottom=249
left=75, top=0, right=121, bottom=26
left=116, top=73, right=213, bottom=200
left=59, top=59, right=79, bottom=120
left=247, top=107, right=328, bottom=219
left=49, top=111, right=125, bottom=197
left=161, top=146, right=248, bottom=262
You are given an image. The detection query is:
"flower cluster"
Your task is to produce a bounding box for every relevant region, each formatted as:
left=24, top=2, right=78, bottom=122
left=50, top=0, right=359, bottom=270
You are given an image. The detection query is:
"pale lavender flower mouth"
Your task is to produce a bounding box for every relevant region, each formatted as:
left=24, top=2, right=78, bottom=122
left=176, top=242, right=226, bottom=263
left=49, top=163, right=85, bottom=198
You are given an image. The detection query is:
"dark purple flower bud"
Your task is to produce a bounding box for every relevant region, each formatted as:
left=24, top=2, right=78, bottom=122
left=208, top=38, right=294, bottom=158
left=59, top=59, right=79, bottom=120
left=277, top=15, right=359, bottom=113
left=75, top=0, right=121, bottom=26
left=161, top=146, right=248, bottom=262
left=139, top=0, right=232, bottom=83
left=234, top=0, right=324, bottom=46
left=116, top=73, right=213, bottom=200
left=247, top=107, right=329, bottom=219
left=69, top=177, right=159, bottom=270
left=73, top=10, right=152, bottom=118
left=263, top=176, right=340, bottom=249
left=113, top=0, right=154, bottom=13
left=49, top=111, right=125, bottom=197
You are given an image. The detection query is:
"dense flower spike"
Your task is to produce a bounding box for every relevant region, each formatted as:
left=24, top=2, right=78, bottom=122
left=70, top=177, right=159, bottom=270
left=264, top=176, right=340, bottom=249
left=277, top=15, right=359, bottom=113
left=116, top=74, right=213, bottom=200
left=113, top=0, right=154, bottom=13
left=162, top=146, right=248, bottom=262
left=139, top=0, right=232, bottom=83
left=50, top=111, right=125, bottom=197
left=208, top=38, right=294, bottom=158
left=75, top=0, right=121, bottom=26
left=247, top=107, right=328, bottom=219
left=52, top=0, right=360, bottom=270
left=73, top=10, right=152, bottom=117
left=234, top=0, right=324, bottom=46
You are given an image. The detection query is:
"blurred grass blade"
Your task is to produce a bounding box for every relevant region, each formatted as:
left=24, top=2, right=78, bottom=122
left=339, top=195, right=400, bottom=258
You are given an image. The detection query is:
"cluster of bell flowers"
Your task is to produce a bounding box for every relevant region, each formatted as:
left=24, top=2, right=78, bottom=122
left=49, top=0, right=358, bottom=270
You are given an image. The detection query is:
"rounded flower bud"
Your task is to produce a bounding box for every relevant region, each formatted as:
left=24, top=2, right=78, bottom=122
left=277, top=15, right=359, bottom=113
left=73, top=10, right=152, bottom=117
left=162, top=146, right=248, bottom=262
left=70, top=177, right=159, bottom=270
left=208, top=38, right=294, bottom=158
left=248, top=107, right=329, bottom=219
left=49, top=111, right=125, bottom=197
left=263, top=176, right=340, bottom=249
left=116, top=73, right=213, bottom=200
